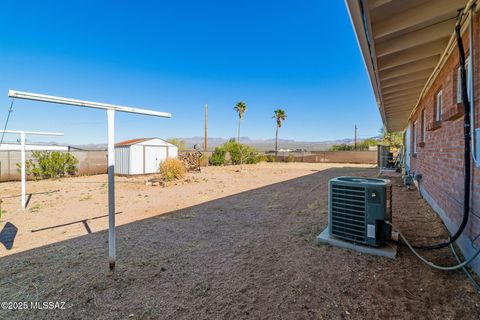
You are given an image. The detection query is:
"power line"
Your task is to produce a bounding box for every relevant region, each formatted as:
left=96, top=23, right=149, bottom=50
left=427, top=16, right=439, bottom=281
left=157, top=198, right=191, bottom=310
left=0, top=99, right=15, bottom=147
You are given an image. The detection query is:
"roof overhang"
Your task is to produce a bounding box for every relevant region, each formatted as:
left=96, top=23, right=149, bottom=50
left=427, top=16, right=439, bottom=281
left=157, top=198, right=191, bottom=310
left=345, top=0, right=470, bottom=131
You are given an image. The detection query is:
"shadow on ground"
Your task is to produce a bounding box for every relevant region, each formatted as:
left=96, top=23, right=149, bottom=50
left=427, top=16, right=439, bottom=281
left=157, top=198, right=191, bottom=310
left=0, top=222, right=17, bottom=250
left=0, top=166, right=479, bottom=320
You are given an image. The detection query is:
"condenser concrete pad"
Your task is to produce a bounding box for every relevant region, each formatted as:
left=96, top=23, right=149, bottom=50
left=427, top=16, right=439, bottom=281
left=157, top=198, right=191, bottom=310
left=316, top=227, right=397, bottom=259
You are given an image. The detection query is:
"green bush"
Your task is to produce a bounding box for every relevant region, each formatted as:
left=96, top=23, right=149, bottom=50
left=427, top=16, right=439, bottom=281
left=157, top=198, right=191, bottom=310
left=209, top=142, right=262, bottom=166
left=286, top=154, right=296, bottom=162
left=265, top=155, right=277, bottom=162
left=245, top=152, right=262, bottom=164
left=328, top=139, right=379, bottom=151
left=20, top=151, right=78, bottom=179
left=257, top=154, right=269, bottom=163
left=329, top=144, right=354, bottom=151
left=223, top=141, right=261, bottom=165
left=209, top=146, right=226, bottom=166
left=223, top=141, right=241, bottom=164
left=167, top=138, right=186, bottom=152
left=358, top=138, right=378, bottom=151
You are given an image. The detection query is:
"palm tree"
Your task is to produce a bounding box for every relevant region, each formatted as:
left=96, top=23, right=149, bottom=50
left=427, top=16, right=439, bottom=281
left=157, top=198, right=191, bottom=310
left=273, top=109, right=287, bottom=156
left=234, top=101, right=247, bottom=143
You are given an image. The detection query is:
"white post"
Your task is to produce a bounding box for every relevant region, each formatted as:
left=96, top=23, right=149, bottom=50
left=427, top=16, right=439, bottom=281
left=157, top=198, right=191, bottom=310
left=107, top=109, right=116, bottom=270
left=0, top=130, right=64, bottom=209
left=20, top=132, right=26, bottom=209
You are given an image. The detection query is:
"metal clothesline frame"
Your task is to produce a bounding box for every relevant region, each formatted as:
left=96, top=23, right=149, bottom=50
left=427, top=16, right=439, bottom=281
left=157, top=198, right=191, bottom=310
left=7, top=90, right=172, bottom=270
left=0, top=129, right=66, bottom=208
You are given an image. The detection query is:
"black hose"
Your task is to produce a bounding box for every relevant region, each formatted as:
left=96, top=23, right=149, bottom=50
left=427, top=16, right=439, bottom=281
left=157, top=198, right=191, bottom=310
left=413, top=11, right=471, bottom=250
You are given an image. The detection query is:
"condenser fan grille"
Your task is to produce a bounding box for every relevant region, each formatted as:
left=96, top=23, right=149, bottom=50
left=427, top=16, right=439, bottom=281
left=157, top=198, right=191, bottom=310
left=330, top=184, right=366, bottom=243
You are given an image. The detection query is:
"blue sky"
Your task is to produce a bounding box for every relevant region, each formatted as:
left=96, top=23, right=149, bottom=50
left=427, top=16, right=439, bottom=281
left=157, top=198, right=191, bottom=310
left=0, top=0, right=381, bottom=145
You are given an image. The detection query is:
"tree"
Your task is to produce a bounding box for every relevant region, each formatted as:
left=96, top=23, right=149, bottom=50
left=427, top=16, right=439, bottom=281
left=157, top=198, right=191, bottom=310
left=379, top=128, right=403, bottom=149
left=223, top=140, right=262, bottom=165
left=234, top=101, right=247, bottom=143
left=167, top=138, right=185, bottom=152
left=329, top=144, right=354, bottom=151
left=273, top=109, right=287, bottom=156
left=358, top=138, right=379, bottom=150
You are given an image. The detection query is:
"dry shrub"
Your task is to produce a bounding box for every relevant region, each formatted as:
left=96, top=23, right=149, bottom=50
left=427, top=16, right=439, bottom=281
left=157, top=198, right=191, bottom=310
left=160, top=159, right=186, bottom=181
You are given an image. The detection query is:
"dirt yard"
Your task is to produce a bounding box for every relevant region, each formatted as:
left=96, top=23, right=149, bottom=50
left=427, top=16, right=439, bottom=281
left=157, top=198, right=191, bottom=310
left=0, top=163, right=479, bottom=319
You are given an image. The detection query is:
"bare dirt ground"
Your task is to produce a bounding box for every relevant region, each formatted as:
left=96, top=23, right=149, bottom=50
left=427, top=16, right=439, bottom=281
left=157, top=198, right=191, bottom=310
left=0, top=163, right=370, bottom=255
left=0, top=163, right=479, bottom=319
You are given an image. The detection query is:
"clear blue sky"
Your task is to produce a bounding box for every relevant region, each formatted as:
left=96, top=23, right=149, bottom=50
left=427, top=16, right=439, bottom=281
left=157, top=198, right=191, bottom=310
left=0, top=0, right=381, bottom=145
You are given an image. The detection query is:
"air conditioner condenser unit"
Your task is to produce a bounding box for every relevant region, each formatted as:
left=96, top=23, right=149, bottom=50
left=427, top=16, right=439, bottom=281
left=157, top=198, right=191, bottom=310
left=328, top=177, right=392, bottom=247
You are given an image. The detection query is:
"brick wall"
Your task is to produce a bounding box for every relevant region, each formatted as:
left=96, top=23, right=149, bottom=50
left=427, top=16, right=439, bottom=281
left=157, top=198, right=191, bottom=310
left=408, top=15, right=480, bottom=272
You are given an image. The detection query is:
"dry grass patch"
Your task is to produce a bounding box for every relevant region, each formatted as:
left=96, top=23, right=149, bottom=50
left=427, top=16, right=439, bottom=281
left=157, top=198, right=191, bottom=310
left=160, top=159, right=186, bottom=181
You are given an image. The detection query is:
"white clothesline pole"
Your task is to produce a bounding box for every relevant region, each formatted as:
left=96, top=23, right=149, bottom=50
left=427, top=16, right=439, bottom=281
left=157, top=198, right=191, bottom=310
left=0, top=144, right=68, bottom=151
left=8, top=90, right=171, bottom=270
left=0, top=130, right=64, bottom=208
left=8, top=90, right=171, bottom=117
left=20, top=132, right=25, bottom=209
left=107, top=109, right=116, bottom=269
left=0, top=129, right=65, bottom=136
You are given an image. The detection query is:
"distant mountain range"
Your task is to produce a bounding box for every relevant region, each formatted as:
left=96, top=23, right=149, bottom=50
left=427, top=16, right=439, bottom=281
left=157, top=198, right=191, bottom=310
left=9, top=136, right=375, bottom=152
left=177, top=136, right=362, bottom=151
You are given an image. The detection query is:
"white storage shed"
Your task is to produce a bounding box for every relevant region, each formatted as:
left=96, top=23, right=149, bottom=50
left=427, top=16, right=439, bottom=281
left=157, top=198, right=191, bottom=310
left=114, top=138, right=178, bottom=175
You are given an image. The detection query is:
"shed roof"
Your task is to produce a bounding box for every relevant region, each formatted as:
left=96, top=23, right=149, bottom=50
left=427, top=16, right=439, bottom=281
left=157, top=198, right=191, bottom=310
left=115, top=138, right=157, bottom=147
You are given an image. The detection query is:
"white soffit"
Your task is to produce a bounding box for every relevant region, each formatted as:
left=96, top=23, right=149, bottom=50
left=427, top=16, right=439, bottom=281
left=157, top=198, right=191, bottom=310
left=347, top=0, right=468, bottom=131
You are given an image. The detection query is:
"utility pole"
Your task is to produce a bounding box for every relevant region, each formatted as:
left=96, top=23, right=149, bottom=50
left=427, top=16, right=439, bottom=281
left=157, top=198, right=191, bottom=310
left=204, top=103, right=208, bottom=152
left=354, top=124, right=358, bottom=150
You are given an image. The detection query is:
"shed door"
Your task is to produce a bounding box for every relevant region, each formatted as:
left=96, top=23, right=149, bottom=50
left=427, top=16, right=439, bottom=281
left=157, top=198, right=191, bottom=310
left=144, top=146, right=167, bottom=173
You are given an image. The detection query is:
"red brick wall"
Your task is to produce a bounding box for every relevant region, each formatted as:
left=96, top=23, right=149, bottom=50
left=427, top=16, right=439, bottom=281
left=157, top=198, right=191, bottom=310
left=408, top=16, right=480, bottom=243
